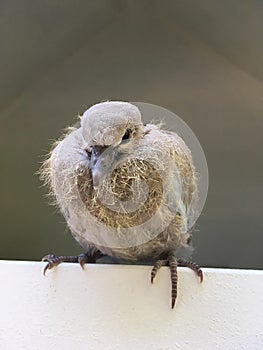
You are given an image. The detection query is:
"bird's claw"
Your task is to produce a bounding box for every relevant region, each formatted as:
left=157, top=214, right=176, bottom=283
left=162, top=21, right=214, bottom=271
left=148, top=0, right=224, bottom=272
left=41, top=254, right=87, bottom=276
left=151, top=257, right=203, bottom=309
left=151, top=256, right=178, bottom=309
left=41, top=251, right=103, bottom=276
left=177, top=258, right=204, bottom=283
left=77, top=253, right=90, bottom=270
left=42, top=254, right=59, bottom=276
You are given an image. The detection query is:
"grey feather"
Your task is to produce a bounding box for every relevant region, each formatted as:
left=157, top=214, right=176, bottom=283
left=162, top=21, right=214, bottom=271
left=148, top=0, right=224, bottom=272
left=40, top=101, right=198, bottom=262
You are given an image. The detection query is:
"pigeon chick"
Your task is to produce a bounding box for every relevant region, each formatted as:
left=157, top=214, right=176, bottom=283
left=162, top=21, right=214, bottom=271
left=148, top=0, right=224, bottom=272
left=41, top=101, right=203, bottom=308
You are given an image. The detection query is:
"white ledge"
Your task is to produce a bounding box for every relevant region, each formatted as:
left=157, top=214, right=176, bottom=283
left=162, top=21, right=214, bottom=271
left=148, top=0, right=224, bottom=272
left=0, top=260, right=262, bottom=349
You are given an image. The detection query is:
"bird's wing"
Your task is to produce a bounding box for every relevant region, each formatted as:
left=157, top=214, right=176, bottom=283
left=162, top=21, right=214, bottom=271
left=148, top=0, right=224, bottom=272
left=42, top=128, right=91, bottom=214
left=141, top=124, right=197, bottom=230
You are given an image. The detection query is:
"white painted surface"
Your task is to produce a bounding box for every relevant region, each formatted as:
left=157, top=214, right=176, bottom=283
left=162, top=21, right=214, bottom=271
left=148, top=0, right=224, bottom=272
left=0, top=260, right=262, bottom=349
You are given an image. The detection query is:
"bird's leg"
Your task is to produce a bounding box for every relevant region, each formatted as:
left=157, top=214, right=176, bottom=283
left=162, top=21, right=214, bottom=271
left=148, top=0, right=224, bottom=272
left=42, top=249, right=104, bottom=276
left=177, top=258, right=203, bottom=283
left=151, top=254, right=203, bottom=309
left=151, top=254, right=178, bottom=308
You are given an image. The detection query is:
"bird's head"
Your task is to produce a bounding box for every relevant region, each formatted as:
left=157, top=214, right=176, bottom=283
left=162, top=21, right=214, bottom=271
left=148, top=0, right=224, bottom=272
left=80, top=101, right=144, bottom=189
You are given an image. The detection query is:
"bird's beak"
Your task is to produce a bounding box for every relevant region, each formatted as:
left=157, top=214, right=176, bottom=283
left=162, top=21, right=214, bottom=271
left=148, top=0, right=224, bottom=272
left=90, top=145, right=112, bottom=190
left=91, top=145, right=108, bottom=165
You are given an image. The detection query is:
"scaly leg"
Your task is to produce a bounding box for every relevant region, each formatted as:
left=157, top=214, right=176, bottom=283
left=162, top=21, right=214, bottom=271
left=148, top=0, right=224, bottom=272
left=151, top=254, right=203, bottom=309
left=177, top=258, right=203, bottom=283
left=42, top=250, right=103, bottom=276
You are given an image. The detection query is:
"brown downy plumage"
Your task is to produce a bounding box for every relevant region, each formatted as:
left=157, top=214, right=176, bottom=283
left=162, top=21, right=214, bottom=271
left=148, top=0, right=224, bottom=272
left=40, top=101, right=203, bottom=308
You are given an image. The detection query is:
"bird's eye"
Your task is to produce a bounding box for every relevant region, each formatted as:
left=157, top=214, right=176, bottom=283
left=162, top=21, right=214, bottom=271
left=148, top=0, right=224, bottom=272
left=122, top=128, right=132, bottom=141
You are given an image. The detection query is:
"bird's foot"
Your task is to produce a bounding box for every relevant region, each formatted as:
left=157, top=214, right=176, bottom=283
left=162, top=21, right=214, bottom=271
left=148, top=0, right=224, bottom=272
left=177, top=258, right=203, bottom=283
left=151, top=255, right=203, bottom=309
left=42, top=250, right=103, bottom=276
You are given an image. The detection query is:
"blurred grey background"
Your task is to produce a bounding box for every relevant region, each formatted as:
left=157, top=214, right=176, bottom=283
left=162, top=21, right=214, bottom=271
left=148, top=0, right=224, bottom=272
left=0, top=0, right=262, bottom=269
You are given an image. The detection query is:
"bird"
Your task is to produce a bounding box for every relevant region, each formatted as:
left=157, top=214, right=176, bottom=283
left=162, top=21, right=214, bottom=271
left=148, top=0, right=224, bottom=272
left=40, top=101, right=203, bottom=309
